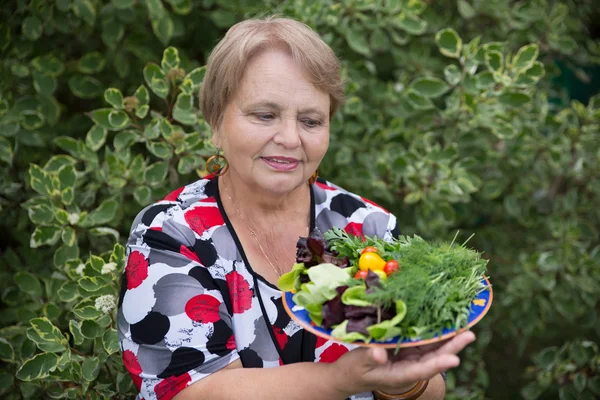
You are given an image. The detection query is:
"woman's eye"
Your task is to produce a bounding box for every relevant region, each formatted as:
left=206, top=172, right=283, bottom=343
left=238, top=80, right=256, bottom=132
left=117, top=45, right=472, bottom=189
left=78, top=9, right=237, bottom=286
left=255, top=113, right=274, bottom=121
left=303, top=119, right=321, bottom=128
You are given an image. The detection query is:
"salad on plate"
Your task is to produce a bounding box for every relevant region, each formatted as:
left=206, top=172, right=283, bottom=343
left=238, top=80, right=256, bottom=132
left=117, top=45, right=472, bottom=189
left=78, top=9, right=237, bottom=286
left=278, top=228, right=491, bottom=346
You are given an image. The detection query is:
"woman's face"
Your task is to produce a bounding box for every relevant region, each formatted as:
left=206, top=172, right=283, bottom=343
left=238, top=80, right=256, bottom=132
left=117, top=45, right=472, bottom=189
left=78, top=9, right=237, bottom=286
left=214, top=45, right=330, bottom=197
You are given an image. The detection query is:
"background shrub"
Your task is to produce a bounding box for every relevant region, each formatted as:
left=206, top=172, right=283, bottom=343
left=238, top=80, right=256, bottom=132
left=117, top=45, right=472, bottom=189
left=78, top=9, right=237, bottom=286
left=0, top=1, right=598, bottom=399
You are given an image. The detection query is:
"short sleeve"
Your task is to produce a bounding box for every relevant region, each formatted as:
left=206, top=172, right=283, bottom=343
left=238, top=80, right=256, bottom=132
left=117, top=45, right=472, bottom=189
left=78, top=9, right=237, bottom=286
left=117, top=203, right=239, bottom=400
left=389, top=213, right=401, bottom=239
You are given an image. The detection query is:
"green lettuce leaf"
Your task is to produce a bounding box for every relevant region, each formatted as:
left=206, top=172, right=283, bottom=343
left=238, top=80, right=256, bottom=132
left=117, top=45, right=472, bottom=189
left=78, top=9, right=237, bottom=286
left=278, top=263, right=307, bottom=292
left=366, top=300, right=407, bottom=341
left=341, top=285, right=373, bottom=307
left=292, top=263, right=350, bottom=311
left=306, top=263, right=350, bottom=289
left=305, top=303, right=324, bottom=326
left=404, top=325, right=429, bottom=339
left=292, top=289, right=324, bottom=309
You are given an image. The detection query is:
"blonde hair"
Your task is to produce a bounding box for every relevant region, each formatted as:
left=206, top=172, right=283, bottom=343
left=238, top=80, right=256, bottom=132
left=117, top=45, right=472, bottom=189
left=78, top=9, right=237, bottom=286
left=200, top=16, right=344, bottom=128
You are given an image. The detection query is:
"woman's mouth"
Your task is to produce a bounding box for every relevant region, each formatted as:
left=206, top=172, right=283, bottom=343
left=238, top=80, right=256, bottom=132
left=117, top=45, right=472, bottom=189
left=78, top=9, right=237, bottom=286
left=261, top=157, right=300, bottom=171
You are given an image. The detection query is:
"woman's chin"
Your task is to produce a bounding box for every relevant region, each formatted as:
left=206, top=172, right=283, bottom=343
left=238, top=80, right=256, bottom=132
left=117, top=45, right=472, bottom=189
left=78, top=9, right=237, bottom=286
left=254, top=174, right=307, bottom=196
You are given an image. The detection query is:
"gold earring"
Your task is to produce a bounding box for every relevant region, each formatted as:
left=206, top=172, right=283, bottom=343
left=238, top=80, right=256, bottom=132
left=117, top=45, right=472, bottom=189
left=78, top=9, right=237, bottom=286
left=308, top=169, right=319, bottom=185
left=205, top=149, right=229, bottom=176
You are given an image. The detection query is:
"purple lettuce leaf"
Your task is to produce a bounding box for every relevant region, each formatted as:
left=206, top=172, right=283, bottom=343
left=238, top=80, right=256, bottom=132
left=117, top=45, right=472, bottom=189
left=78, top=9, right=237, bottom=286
left=296, top=229, right=350, bottom=269
left=321, top=253, right=350, bottom=268
left=364, top=270, right=382, bottom=294
left=344, top=305, right=377, bottom=319
left=347, top=316, right=377, bottom=336
left=307, top=229, right=326, bottom=260
left=295, top=237, right=312, bottom=263
left=322, top=285, right=349, bottom=329
left=381, top=305, right=395, bottom=321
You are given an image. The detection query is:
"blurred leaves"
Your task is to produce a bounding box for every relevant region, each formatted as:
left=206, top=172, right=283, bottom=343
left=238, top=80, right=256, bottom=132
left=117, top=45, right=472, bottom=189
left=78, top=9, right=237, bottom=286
left=523, top=341, right=600, bottom=400
left=0, top=0, right=599, bottom=399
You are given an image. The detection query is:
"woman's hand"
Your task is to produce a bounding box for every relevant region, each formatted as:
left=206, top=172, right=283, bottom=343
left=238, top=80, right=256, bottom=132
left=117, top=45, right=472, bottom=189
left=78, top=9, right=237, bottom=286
left=331, top=331, right=476, bottom=397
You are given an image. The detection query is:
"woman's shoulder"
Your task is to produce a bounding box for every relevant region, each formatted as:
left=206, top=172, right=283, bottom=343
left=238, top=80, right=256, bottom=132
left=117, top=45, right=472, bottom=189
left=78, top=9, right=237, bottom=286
left=313, top=178, right=399, bottom=239
left=313, top=177, right=392, bottom=215
left=128, top=176, right=221, bottom=237
left=162, top=175, right=219, bottom=207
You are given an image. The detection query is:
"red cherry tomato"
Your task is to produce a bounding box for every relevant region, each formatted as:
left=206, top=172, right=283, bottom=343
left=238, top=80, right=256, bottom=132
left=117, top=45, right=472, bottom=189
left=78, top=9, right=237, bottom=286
left=361, top=246, right=379, bottom=255
left=383, top=260, right=400, bottom=276
left=354, top=270, right=369, bottom=280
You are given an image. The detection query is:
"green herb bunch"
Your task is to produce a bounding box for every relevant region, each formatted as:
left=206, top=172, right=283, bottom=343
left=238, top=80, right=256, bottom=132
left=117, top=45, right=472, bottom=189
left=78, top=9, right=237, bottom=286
left=325, top=228, right=489, bottom=339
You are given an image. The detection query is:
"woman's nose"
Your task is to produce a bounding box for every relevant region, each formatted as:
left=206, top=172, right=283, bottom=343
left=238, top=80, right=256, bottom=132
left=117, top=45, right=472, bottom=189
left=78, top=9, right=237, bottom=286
left=273, top=117, right=301, bottom=148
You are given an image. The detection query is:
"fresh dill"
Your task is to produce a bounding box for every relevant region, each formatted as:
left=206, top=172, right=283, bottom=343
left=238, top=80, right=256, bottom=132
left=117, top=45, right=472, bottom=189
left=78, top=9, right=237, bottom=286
left=324, top=228, right=489, bottom=339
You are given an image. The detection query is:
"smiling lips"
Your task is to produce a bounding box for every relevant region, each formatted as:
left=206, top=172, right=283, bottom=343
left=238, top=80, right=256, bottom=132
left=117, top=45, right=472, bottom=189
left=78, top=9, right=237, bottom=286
left=261, top=156, right=300, bottom=171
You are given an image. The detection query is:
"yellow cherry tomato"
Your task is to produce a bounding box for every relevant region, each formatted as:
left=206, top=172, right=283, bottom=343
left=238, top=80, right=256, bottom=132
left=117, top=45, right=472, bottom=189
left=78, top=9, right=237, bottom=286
left=358, top=252, right=386, bottom=271
left=372, top=270, right=387, bottom=281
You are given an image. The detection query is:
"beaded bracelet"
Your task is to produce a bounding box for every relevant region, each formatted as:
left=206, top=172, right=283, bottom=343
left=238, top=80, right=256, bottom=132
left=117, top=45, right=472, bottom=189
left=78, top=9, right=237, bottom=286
left=372, top=380, right=429, bottom=400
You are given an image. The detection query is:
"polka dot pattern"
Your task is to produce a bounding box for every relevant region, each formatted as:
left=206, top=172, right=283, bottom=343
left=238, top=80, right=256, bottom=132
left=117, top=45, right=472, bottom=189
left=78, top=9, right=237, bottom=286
left=117, top=176, right=399, bottom=400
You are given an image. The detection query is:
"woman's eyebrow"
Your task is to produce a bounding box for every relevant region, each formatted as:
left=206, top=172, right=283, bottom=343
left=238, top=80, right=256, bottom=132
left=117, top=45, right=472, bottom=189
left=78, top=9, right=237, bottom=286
left=245, top=101, right=280, bottom=110
left=298, top=108, right=326, bottom=119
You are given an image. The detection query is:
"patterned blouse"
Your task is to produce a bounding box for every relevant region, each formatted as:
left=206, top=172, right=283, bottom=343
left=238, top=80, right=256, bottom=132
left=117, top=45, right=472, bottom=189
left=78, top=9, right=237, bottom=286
left=117, top=176, right=400, bottom=400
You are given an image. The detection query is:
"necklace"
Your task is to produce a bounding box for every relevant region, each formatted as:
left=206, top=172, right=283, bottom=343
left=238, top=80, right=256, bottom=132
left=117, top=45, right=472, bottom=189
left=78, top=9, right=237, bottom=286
left=221, top=178, right=309, bottom=278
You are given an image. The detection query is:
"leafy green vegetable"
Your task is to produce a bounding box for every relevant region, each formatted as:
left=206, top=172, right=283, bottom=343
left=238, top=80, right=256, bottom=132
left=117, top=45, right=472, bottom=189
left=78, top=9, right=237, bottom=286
left=277, top=263, right=307, bottom=292
left=331, top=320, right=371, bottom=343
left=306, top=263, right=351, bottom=293
left=304, top=303, right=324, bottom=326
left=324, top=227, right=391, bottom=261
left=341, top=285, right=373, bottom=307
left=327, top=229, right=489, bottom=339
left=292, top=263, right=350, bottom=310
left=366, top=300, right=407, bottom=341
left=294, top=228, right=490, bottom=342
left=283, top=227, right=489, bottom=344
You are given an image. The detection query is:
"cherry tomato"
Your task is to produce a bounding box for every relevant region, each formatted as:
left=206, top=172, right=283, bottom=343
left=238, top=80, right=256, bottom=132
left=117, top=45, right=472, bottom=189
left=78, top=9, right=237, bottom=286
left=358, top=252, right=386, bottom=271
left=383, top=260, right=400, bottom=276
left=361, top=246, right=379, bottom=255
left=354, top=270, right=369, bottom=280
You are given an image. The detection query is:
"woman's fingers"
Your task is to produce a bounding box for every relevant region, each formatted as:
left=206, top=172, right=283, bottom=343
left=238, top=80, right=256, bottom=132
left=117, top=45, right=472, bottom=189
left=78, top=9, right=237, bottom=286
left=377, top=331, right=475, bottom=385
left=399, top=353, right=461, bottom=381
left=374, top=352, right=461, bottom=389
left=419, top=331, right=476, bottom=362
left=389, top=331, right=475, bottom=362
left=413, top=340, right=446, bottom=354
left=368, top=347, right=389, bottom=365
left=336, top=332, right=475, bottom=394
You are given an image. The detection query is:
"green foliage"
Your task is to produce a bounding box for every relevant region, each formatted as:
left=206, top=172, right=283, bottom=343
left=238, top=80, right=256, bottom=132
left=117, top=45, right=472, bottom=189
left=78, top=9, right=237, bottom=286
left=522, top=340, right=600, bottom=400
left=0, top=0, right=599, bottom=399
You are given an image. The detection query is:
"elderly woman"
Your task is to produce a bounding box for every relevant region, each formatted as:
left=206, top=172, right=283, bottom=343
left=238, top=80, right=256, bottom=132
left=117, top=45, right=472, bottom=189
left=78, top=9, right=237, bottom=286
left=118, top=16, right=475, bottom=400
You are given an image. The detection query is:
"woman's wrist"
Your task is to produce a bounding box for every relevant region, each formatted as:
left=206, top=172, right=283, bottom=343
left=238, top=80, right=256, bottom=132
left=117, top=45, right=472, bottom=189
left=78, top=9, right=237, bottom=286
left=327, top=360, right=357, bottom=398
left=378, top=381, right=420, bottom=394
left=373, top=380, right=429, bottom=400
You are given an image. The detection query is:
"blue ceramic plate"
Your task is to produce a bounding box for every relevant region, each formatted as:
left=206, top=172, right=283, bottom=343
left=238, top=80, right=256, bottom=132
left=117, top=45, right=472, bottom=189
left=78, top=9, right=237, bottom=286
left=282, top=277, right=493, bottom=348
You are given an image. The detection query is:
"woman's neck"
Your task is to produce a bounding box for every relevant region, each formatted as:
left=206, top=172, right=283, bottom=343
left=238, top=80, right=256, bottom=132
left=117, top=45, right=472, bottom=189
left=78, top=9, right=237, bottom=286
left=218, top=172, right=310, bottom=222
